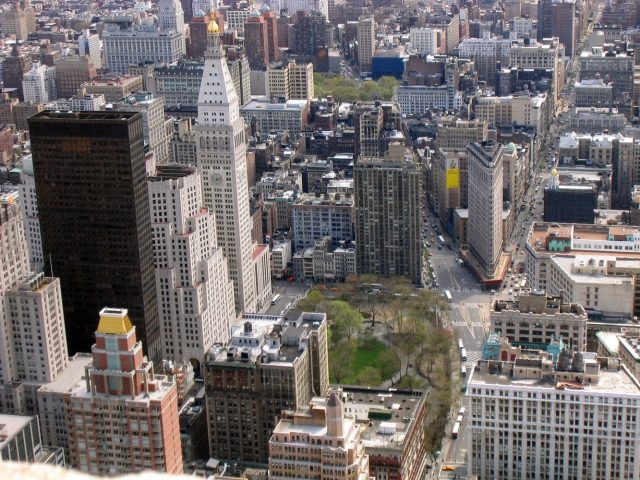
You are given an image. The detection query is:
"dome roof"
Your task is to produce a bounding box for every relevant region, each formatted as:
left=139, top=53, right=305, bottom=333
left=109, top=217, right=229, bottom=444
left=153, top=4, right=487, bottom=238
left=550, top=168, right=558, bottom=177
left=208, top=14, right=220, bottom=33
left=634, top=194, right=640, bottom=205
left=506, top=142, right=516, bottom=153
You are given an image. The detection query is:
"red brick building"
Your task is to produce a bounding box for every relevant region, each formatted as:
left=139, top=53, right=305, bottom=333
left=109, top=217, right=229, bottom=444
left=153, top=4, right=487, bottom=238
left=65, top=308, right=183, bottom=475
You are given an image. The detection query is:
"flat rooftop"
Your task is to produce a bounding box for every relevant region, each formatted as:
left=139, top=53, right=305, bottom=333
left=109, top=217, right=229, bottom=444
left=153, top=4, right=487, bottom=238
left=0, top=414, right=34, bottom=447
left=340, top=387, right=425, bottom=450
left=29, top=110, right=140, bottom=122
left=618, top=335, right=640, bottom=361
left=527, top=222, right=640, bottom=259
left=469, top=363, right=640, bottom=395
left=36, top=353, right=93, bottom=395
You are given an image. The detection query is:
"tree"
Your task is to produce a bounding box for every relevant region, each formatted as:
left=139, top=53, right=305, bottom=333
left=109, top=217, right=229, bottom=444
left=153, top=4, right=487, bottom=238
left=328, top=300, right=363, bottom=342
left=377, top=349, right=401, bottom=380
left=355, top=366, right=383, bottom=386
left=397, top=374, right=427, bottom=390
left=329, top=340, right=355, bottom=383
left=297, top=289, right=326, bottom=312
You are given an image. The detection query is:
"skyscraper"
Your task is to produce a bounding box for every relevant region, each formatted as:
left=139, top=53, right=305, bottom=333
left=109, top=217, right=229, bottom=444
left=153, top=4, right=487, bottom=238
left=158, top=0, right=186, bottom=52
left=22, top=63, right=56, bottom=104
left=28, top=111, right=160, bottom=362
left=292, top=11, right=329, bottom=56
left=148, top=164, right=236, bottom=370
left=262, top=7, right=280, bottom=63
left=0, top=193, right=71, bottom=416
left=78, top=30, right=102, bottom=69
left=354, top=144, right=423, bottom=283
left=467, top=141, right=504, bottom=279
left=194, top=17, right=271, bottom=312
left=357, top=16, right=375, bottom=72
left=2, top=44, right=32, bottom=101
left=244, top=12, right=269, bottom=69
left=66, top=308, right=183, bottom=475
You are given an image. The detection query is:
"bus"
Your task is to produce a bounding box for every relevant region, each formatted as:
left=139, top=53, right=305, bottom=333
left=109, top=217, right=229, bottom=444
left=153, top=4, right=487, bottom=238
left=460, top=365, right=467, bottom=377
left=271, top=294, right=281, bottom=305
left=452, top=422, right=461, bottom=439
left=520, top=279, right=526, bottom=289
left=445, top=290, right=453, bottom=302
left=458, top=338, right=464, bottom=349
left=460, top=348, right=467, bottom=361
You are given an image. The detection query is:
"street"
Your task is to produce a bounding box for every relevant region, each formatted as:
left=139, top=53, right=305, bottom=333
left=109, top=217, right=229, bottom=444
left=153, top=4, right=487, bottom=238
left=262, top=280, right=309, bottom=316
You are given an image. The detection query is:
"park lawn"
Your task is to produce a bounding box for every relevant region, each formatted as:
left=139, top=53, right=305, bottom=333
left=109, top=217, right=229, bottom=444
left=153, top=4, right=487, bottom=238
left=351, top=339, right=389, bottom=379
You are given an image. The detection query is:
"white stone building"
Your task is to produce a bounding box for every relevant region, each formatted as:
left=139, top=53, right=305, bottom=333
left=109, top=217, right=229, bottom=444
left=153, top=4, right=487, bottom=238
left=22, top=63, right=56, bottom=104
left=409, top=27, right=438, bottom=55
left=148, top=164, right=236, bottom=370
left=103, top=22, right=185, bottom=74
left=195, top=17, right=271, bottom=313
left=17, top=156, right=43, bottom=272
left=78, top=29, right=102, bottom=69
left=396, top=84, right=462, bottom=115
left=468, top=350, right=640, bottom=479
left=490, top=292, right=588, bottom=351
left=467, top=141, right=504, bottom=278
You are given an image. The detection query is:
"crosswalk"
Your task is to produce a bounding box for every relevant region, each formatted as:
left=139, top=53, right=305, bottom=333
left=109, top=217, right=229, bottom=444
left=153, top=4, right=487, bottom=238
left=465, top=350, right=482, bottom=366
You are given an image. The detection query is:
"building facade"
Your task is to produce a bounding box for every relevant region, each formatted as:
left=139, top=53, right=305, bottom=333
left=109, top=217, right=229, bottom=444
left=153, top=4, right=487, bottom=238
left=292, top=192, right=354, bottom=251
left=194, top=18, right=271, bottom=313
left=468, top=349, right=640, bottom=479
left=204, top=312, right=329, bottom=464
left=354, top=145, right=423, bottom=283
left=490, top=293, right=588, bottom=351
left=269, top=391, right=370, bottom=480
left=148, top=165, right=236, bottom=370
left=28, top=111, right=160, bottom=362
left=65, top=308, right=183, bottom=475
left=357, top=17, right=375, bottom=72
left=467, top=141, right=504, bottom=279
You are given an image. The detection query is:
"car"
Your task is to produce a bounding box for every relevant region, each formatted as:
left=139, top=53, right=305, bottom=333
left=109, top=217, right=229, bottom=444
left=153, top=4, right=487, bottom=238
left=442, top=466, right=455, bottom=472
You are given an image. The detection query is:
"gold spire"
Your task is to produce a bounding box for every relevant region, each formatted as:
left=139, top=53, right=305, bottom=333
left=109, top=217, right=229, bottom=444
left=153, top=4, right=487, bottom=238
left=208, top=8, right=219, bottom=34
left=97, top=308, right=133, bottom=335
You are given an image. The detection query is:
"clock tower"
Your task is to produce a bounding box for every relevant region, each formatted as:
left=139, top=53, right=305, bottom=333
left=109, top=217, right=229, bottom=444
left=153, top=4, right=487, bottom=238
left=194, top=12, right=268, bottom=313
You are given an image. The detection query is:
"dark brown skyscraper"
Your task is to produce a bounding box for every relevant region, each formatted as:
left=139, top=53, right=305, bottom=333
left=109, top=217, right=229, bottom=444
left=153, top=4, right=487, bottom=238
left=2, top=44, right=32, bottom=100
left=262, top=9, right=280, bottom=63
left=28, top=111, right=160, bottom=362
left=244, top=12, right=269, bottom=69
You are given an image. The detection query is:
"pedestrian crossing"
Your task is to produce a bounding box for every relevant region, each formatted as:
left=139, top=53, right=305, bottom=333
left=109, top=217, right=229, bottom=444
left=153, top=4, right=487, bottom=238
left=465, top=350, right=482, bottom=366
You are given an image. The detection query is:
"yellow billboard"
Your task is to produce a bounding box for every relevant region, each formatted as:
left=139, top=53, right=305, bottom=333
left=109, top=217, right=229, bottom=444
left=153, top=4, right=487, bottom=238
left=446, top=158, right=459, bottom=189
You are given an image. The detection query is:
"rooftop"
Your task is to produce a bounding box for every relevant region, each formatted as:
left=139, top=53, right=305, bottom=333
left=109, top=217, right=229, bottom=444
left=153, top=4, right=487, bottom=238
left=527, top=222, right=640, bottom=259
left=469, top=355, right=640, bottom=395
left=36, top=353, right=93, bottom=395
left=0, top=414, right=34, bottom=448
left=28, top=110, right=140, bottom=123
left=492, top=293, right=586, bottom=316
left=340, top=387, right=426, bottom=450
left=207, top=312, right=326, bottom=367
left=242, top=99, right=308, bottom=112
left=616, top=335, right=640, bottom=361
left=96, top=307, right=133, bottom=335
left=294, top=192, right=353, bottom=207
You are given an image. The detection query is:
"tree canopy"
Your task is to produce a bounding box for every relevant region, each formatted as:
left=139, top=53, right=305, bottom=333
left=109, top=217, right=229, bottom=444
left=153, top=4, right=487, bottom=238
left=314, top=74, right=400, bottom=103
